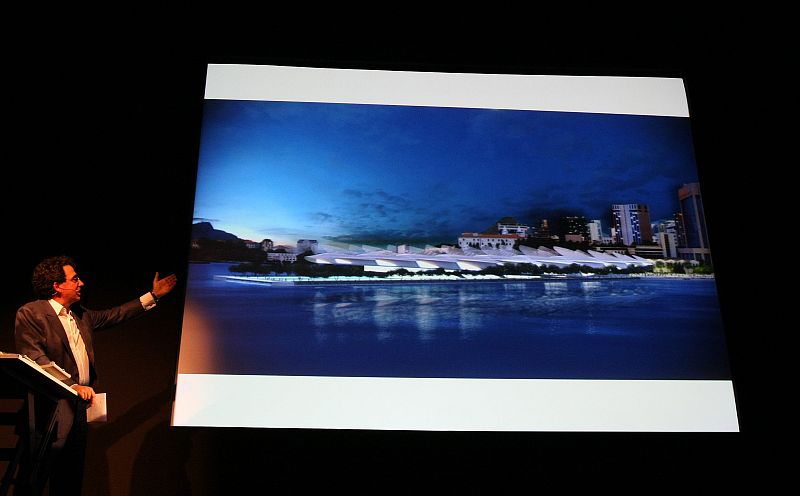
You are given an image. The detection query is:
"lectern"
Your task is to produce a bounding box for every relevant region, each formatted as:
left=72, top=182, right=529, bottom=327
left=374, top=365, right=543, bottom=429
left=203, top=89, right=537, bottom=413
left=1, top=353, right=79, bottom=496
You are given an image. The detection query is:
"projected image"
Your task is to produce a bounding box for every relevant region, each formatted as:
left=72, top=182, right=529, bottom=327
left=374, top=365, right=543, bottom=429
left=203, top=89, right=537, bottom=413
left=183, top=99, right=729, bottom=381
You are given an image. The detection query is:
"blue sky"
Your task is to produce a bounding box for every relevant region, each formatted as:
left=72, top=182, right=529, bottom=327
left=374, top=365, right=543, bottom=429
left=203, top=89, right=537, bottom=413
left=193, top=99, right=699, bottom=246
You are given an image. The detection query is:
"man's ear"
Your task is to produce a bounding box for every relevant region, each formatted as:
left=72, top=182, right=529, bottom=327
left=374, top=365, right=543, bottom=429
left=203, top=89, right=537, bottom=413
left=52, top=281, right=61, bottom=296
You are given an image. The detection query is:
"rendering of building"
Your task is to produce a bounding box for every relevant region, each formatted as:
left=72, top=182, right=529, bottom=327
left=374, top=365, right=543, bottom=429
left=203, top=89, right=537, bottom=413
left=297, top=239, right=319, bottom=252
left=305, top=245, right=654, bottom=272
left=612, top=204, right=652, bottom=246
left=588, top=220, right=603, bottom=243
left=657, top=231, right=679, bottom=258
left=677, top=183, right=711, bottom=263
left=245, top=240, right=271, bottom=250
left=267, top=252, right=298, bottom=263
left=457, top=232, right=523, bottom=250
left=496, top=218, right=530, bottom=236
left=632, top=244, right=664, bottom=259
left=562, top=215, right=590, bottom=242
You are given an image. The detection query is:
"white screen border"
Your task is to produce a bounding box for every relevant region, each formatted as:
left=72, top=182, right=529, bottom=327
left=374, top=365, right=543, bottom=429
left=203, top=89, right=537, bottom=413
left=173, top=64, right=737, bottom=432
left=204, top=64, right=690, bottom=117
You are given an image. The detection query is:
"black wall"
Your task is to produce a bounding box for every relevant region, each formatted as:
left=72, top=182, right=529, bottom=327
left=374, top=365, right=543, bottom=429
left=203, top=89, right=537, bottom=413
left=2, top=21, right=775, bottom=494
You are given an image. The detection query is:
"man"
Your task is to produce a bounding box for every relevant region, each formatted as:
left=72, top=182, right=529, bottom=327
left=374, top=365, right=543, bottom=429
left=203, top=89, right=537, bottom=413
left=14, top=255, right=177, bottom=495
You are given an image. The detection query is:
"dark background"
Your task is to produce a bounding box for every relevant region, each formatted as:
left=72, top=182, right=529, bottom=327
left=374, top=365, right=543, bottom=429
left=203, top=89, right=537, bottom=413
left=1, top=17, right=779, bottom=494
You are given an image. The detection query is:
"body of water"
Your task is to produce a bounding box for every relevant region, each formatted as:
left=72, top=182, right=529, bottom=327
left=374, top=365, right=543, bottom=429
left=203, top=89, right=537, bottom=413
left=181, top=263, right=731, bottom=379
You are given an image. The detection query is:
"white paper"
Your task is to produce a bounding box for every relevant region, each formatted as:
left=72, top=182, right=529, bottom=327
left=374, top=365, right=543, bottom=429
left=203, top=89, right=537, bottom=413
left=87, top=393, right=107, bottom=423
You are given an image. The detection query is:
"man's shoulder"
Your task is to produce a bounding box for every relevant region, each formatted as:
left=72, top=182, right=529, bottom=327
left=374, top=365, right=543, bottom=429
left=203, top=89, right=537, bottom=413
left=15, top=300, right=55, bottom=328
left=17, top=299, right=52, bottom=314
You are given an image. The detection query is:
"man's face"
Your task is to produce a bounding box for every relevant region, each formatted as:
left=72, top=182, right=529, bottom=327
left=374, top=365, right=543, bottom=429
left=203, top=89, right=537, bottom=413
left=55, top=265, right=84, bottom=306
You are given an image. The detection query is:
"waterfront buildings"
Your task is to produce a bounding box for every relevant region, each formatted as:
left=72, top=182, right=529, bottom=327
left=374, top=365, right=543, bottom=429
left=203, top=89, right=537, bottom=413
left=457, top=232, right=523, bottom=250
left=588, top=220, right=603, bottom=243
left=677, top=183, right=711, bottom=264
left=496, top=218, right=530, bottom=236
left=657, top=231, right=679, bottom=259
left=297, top=239, right=319, bottom=253
left=267, top=252, right=298, bottom=263
left=305, top=244, right=654, bottom=272
left=563, top=215, right=590, bottom=242
left=612, top=204, right=653, bottom=246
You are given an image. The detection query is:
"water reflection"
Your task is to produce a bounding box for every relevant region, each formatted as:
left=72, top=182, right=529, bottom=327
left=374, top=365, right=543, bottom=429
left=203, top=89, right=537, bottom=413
left=543, top=281, right=568, bottom=296
left=580, top=281, right=602, bottom=294
left=307, top=280, right=654, bottom=343
left=457, top=287, right=483, bottom=338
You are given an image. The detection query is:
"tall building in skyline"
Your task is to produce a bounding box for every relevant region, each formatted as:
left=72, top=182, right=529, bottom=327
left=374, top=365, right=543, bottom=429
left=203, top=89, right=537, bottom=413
left=588, top=219, right=603, bottom=244
left=655, top=219, right=679, bottom=259
left=611, top=204, right=652, bottom=246
left=673, top=212, right=687, bottom=247
left=562, top=215, right=590, bottom=243
left=657, top=232, right=679, bottom=258
left=677, top=183, right=711, bottom=263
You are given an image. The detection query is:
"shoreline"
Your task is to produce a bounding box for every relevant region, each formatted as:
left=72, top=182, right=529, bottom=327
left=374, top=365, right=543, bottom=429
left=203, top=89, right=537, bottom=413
left=215, top=272, right=713, bottom=286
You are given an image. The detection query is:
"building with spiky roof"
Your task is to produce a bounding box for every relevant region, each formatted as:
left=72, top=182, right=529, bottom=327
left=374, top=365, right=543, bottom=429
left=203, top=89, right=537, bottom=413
left=305, top=244, right=653, bottom=272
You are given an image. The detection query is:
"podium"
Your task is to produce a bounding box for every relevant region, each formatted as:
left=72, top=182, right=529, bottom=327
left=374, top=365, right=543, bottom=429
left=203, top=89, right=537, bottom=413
left=1, top=353, right=79, bottom=496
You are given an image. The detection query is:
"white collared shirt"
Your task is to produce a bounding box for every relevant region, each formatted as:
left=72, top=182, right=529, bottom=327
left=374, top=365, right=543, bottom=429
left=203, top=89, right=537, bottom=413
left=48, top=294, right=155, bottom=385
left=49, top=299, right=91, bottom=385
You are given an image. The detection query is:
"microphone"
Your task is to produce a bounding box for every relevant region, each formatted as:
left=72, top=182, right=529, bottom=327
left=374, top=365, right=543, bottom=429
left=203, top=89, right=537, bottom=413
left=55, top=284, right=82, bottom=296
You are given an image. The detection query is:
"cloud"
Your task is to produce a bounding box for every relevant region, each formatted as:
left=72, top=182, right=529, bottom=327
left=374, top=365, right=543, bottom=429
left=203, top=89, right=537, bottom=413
left=375, top=190, right=411, bottom=207
left=335, top=189, right=418, bottom=229
left=311, top=212, right=335, bottom=223
left=326, top=228, right=454, bottom=247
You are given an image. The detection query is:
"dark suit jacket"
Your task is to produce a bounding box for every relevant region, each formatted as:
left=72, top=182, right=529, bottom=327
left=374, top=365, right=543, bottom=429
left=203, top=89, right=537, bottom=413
left=15, top=298, right=146, bottom=387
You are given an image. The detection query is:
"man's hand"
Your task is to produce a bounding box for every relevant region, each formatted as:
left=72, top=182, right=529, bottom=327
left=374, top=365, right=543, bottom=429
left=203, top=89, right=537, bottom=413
left=152, top=272, right=178, bottom=299
left=72, top=384, right=96, bottom=403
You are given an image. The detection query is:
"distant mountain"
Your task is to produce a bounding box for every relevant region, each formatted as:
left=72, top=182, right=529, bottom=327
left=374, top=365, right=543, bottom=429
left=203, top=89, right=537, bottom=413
left=191, top=222, right=240, bottom=241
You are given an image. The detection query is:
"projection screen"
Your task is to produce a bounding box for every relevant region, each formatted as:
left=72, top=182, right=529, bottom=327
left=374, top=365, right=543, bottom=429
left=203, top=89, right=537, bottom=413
left=172, top=64, right=739, bottom=432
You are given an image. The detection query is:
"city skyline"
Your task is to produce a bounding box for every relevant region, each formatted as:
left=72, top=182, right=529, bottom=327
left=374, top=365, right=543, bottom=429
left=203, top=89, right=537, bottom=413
left=193, top=100, right=700, bottom=246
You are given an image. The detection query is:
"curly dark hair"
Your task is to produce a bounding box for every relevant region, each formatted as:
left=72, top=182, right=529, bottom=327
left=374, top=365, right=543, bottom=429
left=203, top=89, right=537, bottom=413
left=31, top=255, right=77, bottom=300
